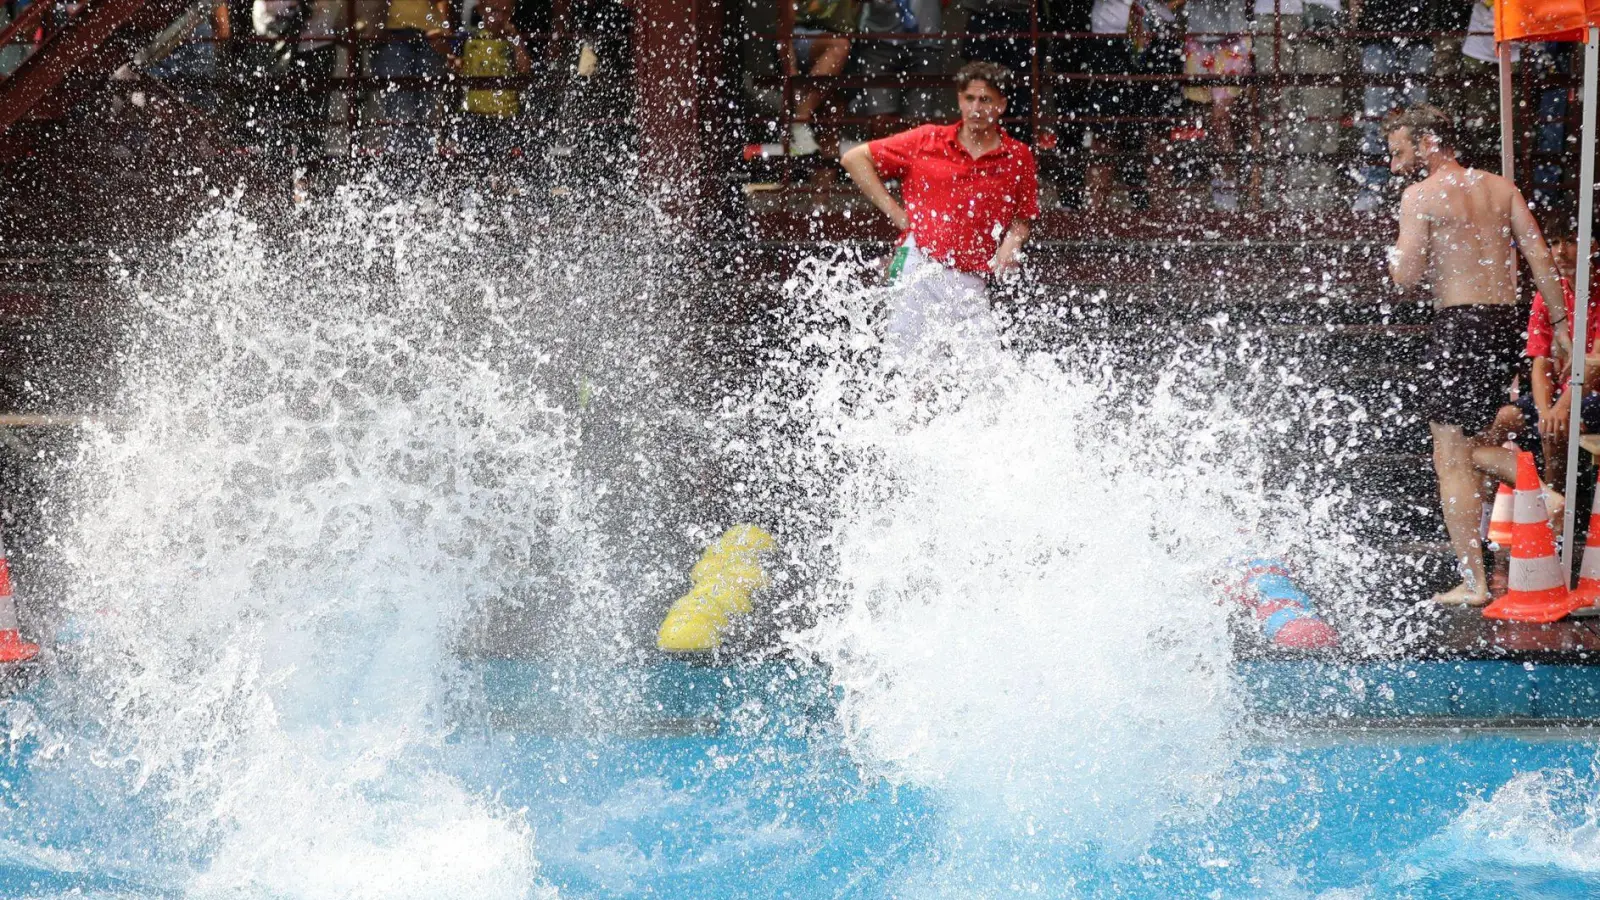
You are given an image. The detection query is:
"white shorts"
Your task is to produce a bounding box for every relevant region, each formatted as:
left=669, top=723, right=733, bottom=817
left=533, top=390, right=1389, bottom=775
left=882, top=238, right=999, bottom=366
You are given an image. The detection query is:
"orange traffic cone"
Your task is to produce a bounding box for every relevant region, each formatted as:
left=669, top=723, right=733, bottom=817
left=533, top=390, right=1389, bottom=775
left=1484, top=452, right=1587, bottom=623
left=1568, top=481, right=1600, bottom=614
left=1487, top=482, right=1515, bottom=547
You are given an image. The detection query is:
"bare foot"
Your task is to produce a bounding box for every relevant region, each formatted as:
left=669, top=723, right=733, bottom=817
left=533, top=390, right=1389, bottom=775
left=1433, top=582, right=1490, bottom=607
left=1545, top=486, right=1566, bottom=532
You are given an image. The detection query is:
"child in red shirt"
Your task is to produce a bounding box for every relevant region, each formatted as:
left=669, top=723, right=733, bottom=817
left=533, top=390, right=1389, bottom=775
left=1474, top=237, right=1600, bottom=501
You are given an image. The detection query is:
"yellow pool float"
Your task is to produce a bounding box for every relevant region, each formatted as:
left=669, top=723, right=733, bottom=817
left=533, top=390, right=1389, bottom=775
left=657, top=524, right=775, bottom=653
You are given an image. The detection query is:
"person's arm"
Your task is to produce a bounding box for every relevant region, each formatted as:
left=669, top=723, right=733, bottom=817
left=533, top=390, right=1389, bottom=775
left=841, top=143, right=910, bottom=232
left=424, top=0, right=454, bottom=53
left=991, top=150, right=1039, bottom=275
left=991, top=220, right=1031, bottom=275
left=1533, top=356, right=1558, bottom=412
left=1511, top=188, right=1573, bottom=357
left=511, top=31, right=532, bottom=72
left=1388, top=185, right=1429, bottom=288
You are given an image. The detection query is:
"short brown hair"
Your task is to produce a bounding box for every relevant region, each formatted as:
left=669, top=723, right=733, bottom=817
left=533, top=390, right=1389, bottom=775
left=1383, top=104, right=1457, bottom=150
left=1544, top=213, right=1577, bottom=245
left=954, top=61, right=1011, bottom=97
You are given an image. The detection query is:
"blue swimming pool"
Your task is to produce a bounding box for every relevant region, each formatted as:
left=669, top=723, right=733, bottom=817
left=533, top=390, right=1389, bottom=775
left=2, top=659, right=1599, bottom=899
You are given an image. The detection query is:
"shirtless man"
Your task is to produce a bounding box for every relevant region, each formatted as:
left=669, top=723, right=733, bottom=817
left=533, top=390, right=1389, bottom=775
left=1385, top=104, right=1572, bottom=606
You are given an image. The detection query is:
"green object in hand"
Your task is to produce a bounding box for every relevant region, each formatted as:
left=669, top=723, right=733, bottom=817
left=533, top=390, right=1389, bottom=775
left=885, top=245, right=909, bottom=284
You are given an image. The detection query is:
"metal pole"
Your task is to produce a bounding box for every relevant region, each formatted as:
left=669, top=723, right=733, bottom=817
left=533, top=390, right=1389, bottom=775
left=779, top=3, right=794, bottom=182
left=1560, top=27, right=1598, bottom=572
left=1499, top=40, right=1515, bottom=179
left=1029, top=0, right=1040, bottom=145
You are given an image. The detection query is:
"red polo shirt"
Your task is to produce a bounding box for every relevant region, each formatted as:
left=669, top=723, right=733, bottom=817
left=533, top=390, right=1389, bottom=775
left=867, top=122, right=1040, bottom=274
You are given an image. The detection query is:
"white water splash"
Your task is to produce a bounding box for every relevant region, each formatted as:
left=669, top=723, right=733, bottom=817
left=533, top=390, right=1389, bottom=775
left=45, top=192, right=647, bottom=897
left=1422, top=764, right=1600, bottom=876
left=751, top=255, right=1295, bottom=859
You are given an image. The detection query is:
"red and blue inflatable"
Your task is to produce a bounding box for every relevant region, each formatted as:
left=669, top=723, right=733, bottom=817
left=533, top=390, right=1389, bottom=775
left=1216, top=557, right=1338, bottom=651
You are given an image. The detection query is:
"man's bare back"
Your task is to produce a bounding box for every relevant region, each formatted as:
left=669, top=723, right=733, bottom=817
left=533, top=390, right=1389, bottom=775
left=1395, top=166, right=1524, bottom=309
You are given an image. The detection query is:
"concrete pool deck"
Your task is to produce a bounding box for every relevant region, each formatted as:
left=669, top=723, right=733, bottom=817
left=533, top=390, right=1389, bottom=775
left=461, top=652, right=1600, bottom=735
left=10, top=608, right=1600, bottom=730
left=1241, top=606, right=1600, bottom=666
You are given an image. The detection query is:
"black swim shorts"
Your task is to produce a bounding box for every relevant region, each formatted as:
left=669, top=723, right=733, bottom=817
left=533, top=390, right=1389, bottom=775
left=1421, top=303, right=1523, bottom=434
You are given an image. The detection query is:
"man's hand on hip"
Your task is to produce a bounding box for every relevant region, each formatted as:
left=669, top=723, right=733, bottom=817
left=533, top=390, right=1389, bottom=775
left=988, top=245, right=1023, bottom=277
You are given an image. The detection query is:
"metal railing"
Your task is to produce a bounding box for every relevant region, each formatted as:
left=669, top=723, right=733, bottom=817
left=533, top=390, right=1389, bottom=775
left=0, top=0, right=76, bottom=77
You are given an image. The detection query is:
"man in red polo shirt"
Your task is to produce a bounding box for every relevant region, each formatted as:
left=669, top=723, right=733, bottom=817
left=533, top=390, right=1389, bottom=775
left=840, top=61, right=1039, bottom=363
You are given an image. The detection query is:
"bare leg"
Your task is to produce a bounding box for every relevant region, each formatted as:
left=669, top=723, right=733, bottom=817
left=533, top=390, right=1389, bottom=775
left=1478, top=403, right=1525, bottom=447
left=1085, top=136, right=1113, bottom=210
left=1471, top=440, right=1567, bottom=527
left=795, top=37, right=851, bottom=124
left=1470, top=444, right=1517, bottom=486
left=1433, top=422, right=1491, bottom=605
left=1211, top=94, right=1238, bottom=209
left=1541, top=422, right=1570, bottom=494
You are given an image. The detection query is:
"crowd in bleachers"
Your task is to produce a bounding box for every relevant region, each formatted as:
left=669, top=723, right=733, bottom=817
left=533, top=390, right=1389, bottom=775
left=751, top=0, right=1577, bottom=212
left=0, top=0, right=630, bottom=165
left=0, top=0, right=1579, bottom=210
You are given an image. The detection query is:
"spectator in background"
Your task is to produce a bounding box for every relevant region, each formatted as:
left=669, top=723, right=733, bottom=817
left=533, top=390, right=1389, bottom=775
left=537, top=0, right=630, bottom=180
left=139, top=1, right=230, bottom=116
left=1070, top=0, right=1181, bottom=209
left=450, top=0, right=531, bottom=156
left=1440, top=0, right=1514, bottom=170
left=1250, top=0, right=1343, bottom=210
left=780, top=0, right=860, bottom=156
left=286, top=0, right=345, bottom=159
left=1182, top=0, right=1250, bottom=209
left=1352, top=0, right=1435, bottom=212
left=375, top=0, right=453, bottom=154
left=849, top=0, right=948, bottom=137
left=237, top=0, right=330, bottom=158
left=840, top=61, right=1038, bottom=364
left=960, top=0, right=1038, bottom=140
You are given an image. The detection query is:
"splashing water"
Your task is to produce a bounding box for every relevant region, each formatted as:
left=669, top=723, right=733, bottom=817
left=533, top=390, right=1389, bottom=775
left=728, top=253, right=1315, bottom=873
left=28, top=189, right=694, bottom=897
left=1419, top=762, right=1600, bottom=878
left=6, top=187, right=1591, bottom=899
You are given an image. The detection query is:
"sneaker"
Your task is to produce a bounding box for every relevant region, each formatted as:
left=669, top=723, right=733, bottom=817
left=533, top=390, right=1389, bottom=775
left=788, top=122, right=820, bottom=157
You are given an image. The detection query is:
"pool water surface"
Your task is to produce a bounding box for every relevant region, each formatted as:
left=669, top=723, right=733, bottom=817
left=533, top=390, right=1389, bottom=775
left=1, top=659, right=1598, bottom=899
